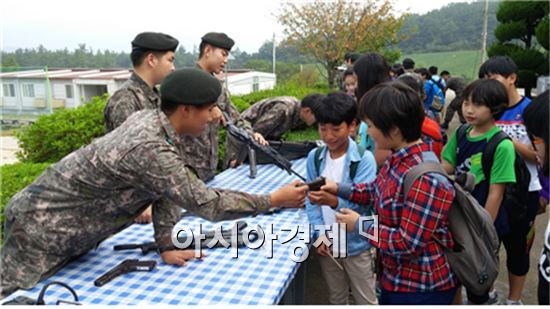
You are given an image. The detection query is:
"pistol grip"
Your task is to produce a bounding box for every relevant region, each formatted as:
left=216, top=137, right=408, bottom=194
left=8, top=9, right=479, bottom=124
left=307, top=176, right=326, bottom=191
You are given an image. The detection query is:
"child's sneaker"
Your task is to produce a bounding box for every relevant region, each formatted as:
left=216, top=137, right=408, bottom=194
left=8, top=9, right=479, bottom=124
left=502, top=299, right=524, bottom=305
left=487, top=289, right=499, bottom=305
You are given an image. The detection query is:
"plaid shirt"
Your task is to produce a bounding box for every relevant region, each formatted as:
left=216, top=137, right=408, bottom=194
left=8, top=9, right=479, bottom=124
left=340, top=143, right=457, bottom=293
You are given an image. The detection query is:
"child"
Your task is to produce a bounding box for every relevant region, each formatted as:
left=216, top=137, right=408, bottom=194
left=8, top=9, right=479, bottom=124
left=441, top=78, right=516, bottom=304
left=354, top=52, right=392, bottom=167
left=342, top=69, right=357, bottom=98
left=522, top=90, right=550, bottom=305
left=397, top=73, right=444, bottom=158
left=416, top=67, right=445, bottom=123
left=479, top=56, right=541, bottom=305
left=328, top=82, right=458, bottom=305
left=305, top=92, right=378, bottom=305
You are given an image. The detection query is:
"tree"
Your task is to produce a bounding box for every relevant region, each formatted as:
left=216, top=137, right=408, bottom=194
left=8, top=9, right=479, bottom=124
left=489, top=0, right=549, bottom=97
left=277, top=0, right=407, bottom=88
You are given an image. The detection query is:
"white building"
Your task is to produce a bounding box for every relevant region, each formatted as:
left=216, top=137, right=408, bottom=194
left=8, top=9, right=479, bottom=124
left=1, top=68, right=276, bottom=115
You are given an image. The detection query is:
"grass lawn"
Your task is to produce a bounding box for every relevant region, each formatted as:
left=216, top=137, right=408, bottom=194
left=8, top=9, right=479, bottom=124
left=284, top=126, right=320, bottom=142
left=400, top=49, right=483, bottom=81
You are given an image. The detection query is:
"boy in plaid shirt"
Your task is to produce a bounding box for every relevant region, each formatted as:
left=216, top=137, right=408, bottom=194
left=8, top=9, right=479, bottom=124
left=322, top=82, right=457, bottom=305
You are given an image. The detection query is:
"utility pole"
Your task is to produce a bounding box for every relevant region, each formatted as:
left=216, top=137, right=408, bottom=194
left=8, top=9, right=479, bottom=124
left=480, top=0, right=489, bottom=65
left=272, top=33, right=276, bottom=74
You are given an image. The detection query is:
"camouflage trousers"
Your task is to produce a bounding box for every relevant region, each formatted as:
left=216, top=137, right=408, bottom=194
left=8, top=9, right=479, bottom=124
left=0, top=214, right=71, bottom=299
left=223, top=135, right=248, bottom=169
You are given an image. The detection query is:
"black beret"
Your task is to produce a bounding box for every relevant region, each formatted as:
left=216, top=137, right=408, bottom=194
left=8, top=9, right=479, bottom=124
left=201, top=32, right=235, bottom=51
left=160, top=69, right=221, bottom=106
left=132, top=32, right=179, bottom=52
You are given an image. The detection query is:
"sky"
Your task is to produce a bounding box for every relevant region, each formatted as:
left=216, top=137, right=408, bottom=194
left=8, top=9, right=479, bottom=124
left=1, top=0, right=476, bottom=54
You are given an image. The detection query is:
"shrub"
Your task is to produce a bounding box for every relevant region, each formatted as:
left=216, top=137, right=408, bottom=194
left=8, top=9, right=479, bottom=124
left=0, top=162, right=51, bottom=243
left=16, top=94, right=108, bottom=163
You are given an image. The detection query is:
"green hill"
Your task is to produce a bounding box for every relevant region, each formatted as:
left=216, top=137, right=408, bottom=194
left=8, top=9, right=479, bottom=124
left=400, top=50, right=483, bottom=81
left=399, top=0, right=499, bottom=53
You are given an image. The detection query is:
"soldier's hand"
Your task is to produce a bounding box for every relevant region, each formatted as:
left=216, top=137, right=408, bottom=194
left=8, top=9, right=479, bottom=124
left=160, top=250, right=206, bottom=267
left=211, top=106, right=225, bottom=126
left=134, top=206, right=152, bottom=224
left=252, top=132, right=268, bottom=145
left=270, top=180, right=307, bottom=208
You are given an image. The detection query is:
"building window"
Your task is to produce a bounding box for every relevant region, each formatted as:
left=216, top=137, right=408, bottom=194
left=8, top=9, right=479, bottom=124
left=22, top=84, right=35, bottom=97
left=252, top=76, right=259, bottom=92
left=65, top=85, right=73, bottom=98
left=2, top=84, right=15, bottom=97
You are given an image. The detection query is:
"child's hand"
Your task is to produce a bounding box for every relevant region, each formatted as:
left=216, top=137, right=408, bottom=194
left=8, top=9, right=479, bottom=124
left=315, top=235, right=332, bottom=257
left=308, top=190, right=338, bottom=208
left=321, top=180, right=339, bottom=195
left=335, top=208, right=360, bottom=232
left=161, top=250, right=206, bottom=266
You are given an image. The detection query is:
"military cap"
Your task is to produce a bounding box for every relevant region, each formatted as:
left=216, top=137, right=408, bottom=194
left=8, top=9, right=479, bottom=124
left=201, top=32, right=235, bottom=51
left=132, top=32, right=179, bottom=52
left=161, top=69, right=221, bottom=106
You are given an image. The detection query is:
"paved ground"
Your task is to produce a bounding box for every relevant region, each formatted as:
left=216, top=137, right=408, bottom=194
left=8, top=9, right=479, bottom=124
left=1, top=136, right=20, bottom=165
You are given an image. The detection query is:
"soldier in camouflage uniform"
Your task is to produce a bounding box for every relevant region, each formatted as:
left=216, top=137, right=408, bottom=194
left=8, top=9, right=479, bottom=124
left=224, top=94, right=324, bottom=165
left=181, top=32, right=267, bottom=180
left=103, top=32, right=178, bottom=224
left=0, top=69, right=307, bottom=298
left=104, top=32, right=178, bottom=132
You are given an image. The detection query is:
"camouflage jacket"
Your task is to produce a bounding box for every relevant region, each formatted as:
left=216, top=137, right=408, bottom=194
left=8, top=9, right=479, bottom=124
left=103, top=73, right=161, bottom=132
left=180, top=66, right=253, bottom=181
left=241, top=96, right=302, bottom=140
left=4, top=109, right=271, bottom=257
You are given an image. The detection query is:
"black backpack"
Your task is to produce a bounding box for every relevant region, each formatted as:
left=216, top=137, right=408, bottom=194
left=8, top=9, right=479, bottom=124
left=457, top=124, right=531, bottom=225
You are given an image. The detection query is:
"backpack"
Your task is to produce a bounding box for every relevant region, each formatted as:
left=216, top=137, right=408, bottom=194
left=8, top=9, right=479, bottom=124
left=456, top=124, right=531, bottom=226
left=313, top=145, right=366, bottom=180
left=429, top=80, right=445, bottom=112
left=403, top=151, right=500, bottom=296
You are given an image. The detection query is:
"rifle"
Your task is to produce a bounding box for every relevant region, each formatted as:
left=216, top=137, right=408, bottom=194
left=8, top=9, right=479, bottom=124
left=223, top=111, right=306, bottom=182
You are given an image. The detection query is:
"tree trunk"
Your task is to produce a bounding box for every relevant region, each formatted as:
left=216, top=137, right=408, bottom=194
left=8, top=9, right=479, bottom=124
left=326, top=61, right=339, bottom=89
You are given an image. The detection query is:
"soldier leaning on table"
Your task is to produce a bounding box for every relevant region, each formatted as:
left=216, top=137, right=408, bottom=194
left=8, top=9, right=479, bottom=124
left=0, top=69, right=308, bottom=299
left=104, top=31, right=178, bottom=224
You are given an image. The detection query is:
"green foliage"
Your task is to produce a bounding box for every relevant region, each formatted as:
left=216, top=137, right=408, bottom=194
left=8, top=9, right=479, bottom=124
left=16, top=94, right=107, bottom=163
left=536, top=16, right=549, bottom=50
left=288, top=67, right=321, bottom=88
left=494, top=21, right=527, bottom=42
left=496, top=0, right=547, bottom=23
left=401, top=50, right=483, bottom=81
left=398, top=1, right=500, bottom=53
left=0, top=162, right=51, bottom=243
left=283, top=126, right=320, bottom=142
left=487, top=42, right=521, bottom=58
left=243, top=59, right=301, bottom=85
left=490, top=0, right=549, bottom=96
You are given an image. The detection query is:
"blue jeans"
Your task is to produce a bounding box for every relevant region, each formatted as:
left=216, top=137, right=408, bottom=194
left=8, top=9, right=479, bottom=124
left=380, top=288, right=457, bottom=305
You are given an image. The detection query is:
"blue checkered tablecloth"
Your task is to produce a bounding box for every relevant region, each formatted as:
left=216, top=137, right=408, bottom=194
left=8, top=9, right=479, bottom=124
left=5, top=159, right=310, bottom=305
